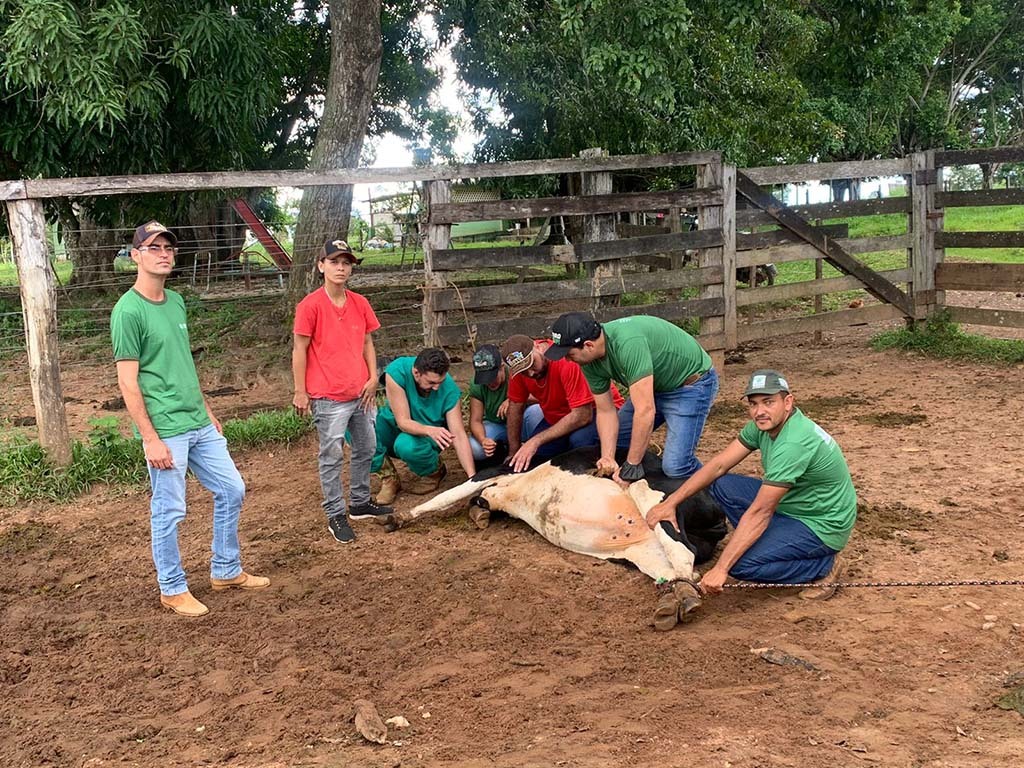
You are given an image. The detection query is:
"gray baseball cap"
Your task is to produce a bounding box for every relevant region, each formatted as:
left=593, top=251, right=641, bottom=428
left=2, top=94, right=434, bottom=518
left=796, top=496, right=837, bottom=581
left=744, top=369, right=791, bottom=397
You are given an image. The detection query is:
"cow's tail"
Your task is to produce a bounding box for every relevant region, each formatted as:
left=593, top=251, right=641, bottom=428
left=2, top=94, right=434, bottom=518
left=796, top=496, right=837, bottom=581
left=384, top=478, right=493, bottom=530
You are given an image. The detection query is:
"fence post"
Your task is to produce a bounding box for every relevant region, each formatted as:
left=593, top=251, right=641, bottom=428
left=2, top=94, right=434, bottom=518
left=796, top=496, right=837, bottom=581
left=721, top=163, right=737, bottom=350
left=697, top=156, right=727, bottom=372
left=910, top=150, right=940, bottom=321
left=580, top=147, right=619, bottom=309
left=927, top=150, right=945, bottom=316
left=421, top=179, right=451, bottom=348
left=5, top=198, right=72, bottom=466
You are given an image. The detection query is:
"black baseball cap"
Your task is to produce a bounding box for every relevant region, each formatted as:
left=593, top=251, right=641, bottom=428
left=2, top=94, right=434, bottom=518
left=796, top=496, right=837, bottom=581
left=472, top=344, right=502, bottom=385
left=321, top=238, right=362, bottom=264
left=544, top=312, right=602, bottom=360
left=133, top=221, right=177, bottom=249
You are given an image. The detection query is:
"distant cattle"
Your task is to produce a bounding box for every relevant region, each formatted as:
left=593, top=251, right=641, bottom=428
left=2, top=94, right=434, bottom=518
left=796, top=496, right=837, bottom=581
left=383, top=447, right=727, bottom=630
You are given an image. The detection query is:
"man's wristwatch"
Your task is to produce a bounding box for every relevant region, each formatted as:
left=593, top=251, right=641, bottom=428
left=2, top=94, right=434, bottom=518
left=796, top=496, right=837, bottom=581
left=618, top=461, right=646, bottom=482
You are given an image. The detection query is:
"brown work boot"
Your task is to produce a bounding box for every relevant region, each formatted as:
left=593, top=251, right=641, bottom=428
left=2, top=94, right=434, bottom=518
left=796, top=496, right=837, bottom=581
left=373, top=456, right=401, bottom=506
left=210, top=571, right=271, bottom=591
left=405, top=462, right=448, bottom=495
left=799, top=556, right=845, bottom=601
left=652, top=585, right=681, bottom=632
left=160, top=590, right=209, bottom=617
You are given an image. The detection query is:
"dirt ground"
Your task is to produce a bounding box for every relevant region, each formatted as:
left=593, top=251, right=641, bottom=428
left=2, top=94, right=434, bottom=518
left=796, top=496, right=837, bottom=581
left=2, top=321, right=1024, bottom=768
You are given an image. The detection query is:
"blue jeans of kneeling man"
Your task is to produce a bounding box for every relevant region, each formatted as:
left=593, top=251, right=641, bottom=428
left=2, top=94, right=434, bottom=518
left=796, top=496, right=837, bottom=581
left=707, top=473, right=838, bottom=584
left=147, top=423, right=246, bottom=596
left=616, top=367, right=719, bottom=478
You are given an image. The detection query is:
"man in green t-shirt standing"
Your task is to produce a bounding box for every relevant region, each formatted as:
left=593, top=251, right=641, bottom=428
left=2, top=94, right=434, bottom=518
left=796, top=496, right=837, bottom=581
left=111, top=221, right=269, bottom=618
left=646, top=370, right=857, bottom=600
left=546, top=311, right=717, bottom=486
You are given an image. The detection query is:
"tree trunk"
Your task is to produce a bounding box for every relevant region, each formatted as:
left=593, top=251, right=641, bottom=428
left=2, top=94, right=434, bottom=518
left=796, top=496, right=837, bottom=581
left=64, top=206, right=121, bottom=289
left=288, top=0, right=382, bottom=303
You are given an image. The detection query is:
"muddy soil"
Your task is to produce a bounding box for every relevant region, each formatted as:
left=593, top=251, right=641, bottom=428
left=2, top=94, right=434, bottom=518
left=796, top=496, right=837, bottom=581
left=2, top=324, right=1024, bottom=767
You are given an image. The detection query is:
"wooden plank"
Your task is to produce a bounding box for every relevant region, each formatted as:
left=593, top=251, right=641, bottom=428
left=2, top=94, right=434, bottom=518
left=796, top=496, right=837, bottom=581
left=910, top=151, right=931, bottom=319
left=721, top=164, right=738, bottom=348
left=936, top=188, right=1024, bottom=207
left=421, top=180, right=451, bottom=347
left=431, top=228, right=724, bottom=270
left=5, top=198, right=72, bottom=465
left=437, top=298, right=724, bottom=346
left=698, top=162, right=725, bottom=360
left=0, top=180, right=26, bottom=201
left=743, top=158, right=911, bottom=185
left=430, top=187, right=723, bottom=224
left=736, top=196, right=910, bottom=226
left=430, top=266, right=723, bottom=311
left=580, top=148, right=619, bottom=311
left=736, top=223, right=848, bottom=251
left=736, top=235, right=911, bottom=266
left=736, top=171, right=914, bottom=317
left=736, top=269, right=911, bottom=306
left=935, top=262, right=1024, bottom=292
left=936, top=231, right=1024, bottom=248
left=935, top=146, right=1024, bottom=166
left=617, top=223, right=670, bottom=237
left=737, top=303, right=906, bottom=343
left=8, top=151, right=723, bottom=199
left=946, top=306, right=1024, bottom=329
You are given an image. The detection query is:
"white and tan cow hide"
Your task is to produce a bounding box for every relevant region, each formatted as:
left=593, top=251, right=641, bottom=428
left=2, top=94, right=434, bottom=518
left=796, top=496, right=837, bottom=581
left=398, top=463, right=696, bottom=583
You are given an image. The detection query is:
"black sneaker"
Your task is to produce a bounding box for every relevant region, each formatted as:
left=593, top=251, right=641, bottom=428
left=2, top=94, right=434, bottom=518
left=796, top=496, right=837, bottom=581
left=349, top=501, right=394, bottom=520
left=328, top=515, right=356, bottom=543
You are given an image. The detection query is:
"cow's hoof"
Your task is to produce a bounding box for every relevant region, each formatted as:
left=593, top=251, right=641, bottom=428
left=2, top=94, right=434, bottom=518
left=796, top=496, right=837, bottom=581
left=377, top=514, right=401, bottom=533
left=468, top=504, right=491, bottom=530
left=653, top=594, right=681, bottom=632
left=674, top=581, right=703, bottom=623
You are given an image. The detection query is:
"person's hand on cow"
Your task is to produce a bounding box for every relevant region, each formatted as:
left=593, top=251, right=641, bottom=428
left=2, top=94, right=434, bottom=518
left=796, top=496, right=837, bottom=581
left=698, top=566, right=729, bottom=596
left=645, top=500, right=679, bottom=531
left=481, top=437, right=498, bottom=457
left=595, top=456, right=618, bottom=478
left=508, top=438, right=540, bottom=472
left=425, top=425, right=455, bottom=450
left=497, top=398, right=510, bottom=420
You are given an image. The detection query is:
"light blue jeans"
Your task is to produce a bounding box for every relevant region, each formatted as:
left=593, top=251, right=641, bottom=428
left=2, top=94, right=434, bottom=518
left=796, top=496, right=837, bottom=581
left=708, top=472, right=838, bottom=583
left=469, top=404, right=544, bottom=460
left=617, top=367, right=719, bottom=478
left=147, top=424, right=246, bottom=596
left=311, top=398, right=376, bottom=519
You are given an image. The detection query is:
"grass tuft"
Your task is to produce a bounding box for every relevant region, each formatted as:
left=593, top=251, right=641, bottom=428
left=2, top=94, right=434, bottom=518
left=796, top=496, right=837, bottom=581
left=870, top=312, right=1024, bottom=365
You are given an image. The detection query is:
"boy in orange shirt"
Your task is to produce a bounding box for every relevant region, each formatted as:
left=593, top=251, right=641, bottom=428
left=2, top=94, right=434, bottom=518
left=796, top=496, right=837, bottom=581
left=293, top=239, right=390, bottom=544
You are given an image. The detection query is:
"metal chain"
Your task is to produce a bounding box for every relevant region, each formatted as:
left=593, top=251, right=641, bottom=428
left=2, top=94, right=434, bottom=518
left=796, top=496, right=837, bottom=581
left=724, top=578, right=1024, bottom=590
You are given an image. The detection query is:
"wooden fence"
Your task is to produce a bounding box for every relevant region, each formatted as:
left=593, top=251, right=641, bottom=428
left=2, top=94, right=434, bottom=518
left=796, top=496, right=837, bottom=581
left=2, top=146, right=1023, bottom=464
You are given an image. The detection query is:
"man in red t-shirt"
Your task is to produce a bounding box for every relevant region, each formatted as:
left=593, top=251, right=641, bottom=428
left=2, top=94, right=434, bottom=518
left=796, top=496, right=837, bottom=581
left=293, top=239, right=391, bottom=545
left=499, top=335, right=631, bottom=472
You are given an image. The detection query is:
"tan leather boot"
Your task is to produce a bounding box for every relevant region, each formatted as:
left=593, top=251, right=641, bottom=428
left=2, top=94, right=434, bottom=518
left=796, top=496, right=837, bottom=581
left=160, top=590, right=209, bottom=617
left=799, top=556, right=845, bottom=601
left=210, top=571, right=271, bottom=591
left=405, top=462, right=448, bottom=495
left=373, top=456, right=401, bottom=506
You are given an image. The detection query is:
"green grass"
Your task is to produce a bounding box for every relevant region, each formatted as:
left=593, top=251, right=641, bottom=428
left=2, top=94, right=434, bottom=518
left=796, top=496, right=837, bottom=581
left=0, top=410, right=312, bottom=505
left=870, top=312, right=1024, bottom=365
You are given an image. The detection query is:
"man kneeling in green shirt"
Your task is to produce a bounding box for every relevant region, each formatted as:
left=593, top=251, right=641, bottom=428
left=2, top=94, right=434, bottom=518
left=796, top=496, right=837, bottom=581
left=646, top=369, right=857, bottom=601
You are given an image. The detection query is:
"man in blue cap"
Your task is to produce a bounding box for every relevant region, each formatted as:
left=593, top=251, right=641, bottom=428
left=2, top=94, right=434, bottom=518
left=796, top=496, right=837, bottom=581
left=645, top=369, right=856, bottom=600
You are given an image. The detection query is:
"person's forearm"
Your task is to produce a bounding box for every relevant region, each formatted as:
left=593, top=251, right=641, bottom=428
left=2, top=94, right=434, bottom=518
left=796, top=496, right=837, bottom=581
left=452, top=433, right=476, bottom=477
left=363, top=336, right=377, bottom=388
left=710, top=507, right=772, bottom=575
left=119, top=380, right=160, bottom=443
left=626, top=404, right=655, bottom=464
left=292, top=345, right=307, bottom=396
left=394, top=416, right=434, bottom=437
left=596, top=406, right=619, bottom=460
left=661, top=457, right=729, bottom=507
left=506, top=403, right=525, bottom=453
left=532, top=407, right=591, bottom=446
left=469, top=418, right=487, bottom=444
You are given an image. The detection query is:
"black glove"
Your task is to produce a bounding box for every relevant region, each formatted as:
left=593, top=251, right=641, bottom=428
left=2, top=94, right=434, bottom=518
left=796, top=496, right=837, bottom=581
left=617, top=461, right=646, bottom=482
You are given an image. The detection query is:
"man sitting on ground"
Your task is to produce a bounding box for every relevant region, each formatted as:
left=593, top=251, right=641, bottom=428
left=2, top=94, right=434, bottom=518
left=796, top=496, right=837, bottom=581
left=645, top=370, right=856, bottom=600
left=371, top=347, right=476, bottom=505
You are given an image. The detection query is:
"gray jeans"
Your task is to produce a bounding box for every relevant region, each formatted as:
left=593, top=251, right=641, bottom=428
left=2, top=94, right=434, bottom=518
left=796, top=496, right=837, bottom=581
left=311, top=398, right=377, bottom=519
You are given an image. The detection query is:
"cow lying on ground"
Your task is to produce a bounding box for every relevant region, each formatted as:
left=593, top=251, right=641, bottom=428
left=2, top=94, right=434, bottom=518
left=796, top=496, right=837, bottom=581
left=381, top=447, right=727, bottom=630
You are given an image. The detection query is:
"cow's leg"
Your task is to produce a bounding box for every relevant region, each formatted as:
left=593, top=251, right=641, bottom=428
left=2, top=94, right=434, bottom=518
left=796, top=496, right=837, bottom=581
left=467, top=495, right=491, bottom=529
left=653, top=583, right=681, bottom=631
left=379, top=478, right=492, bottom=531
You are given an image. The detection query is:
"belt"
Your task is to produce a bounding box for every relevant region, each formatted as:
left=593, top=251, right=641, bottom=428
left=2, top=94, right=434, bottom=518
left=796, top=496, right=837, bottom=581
left=683, top=369, right=709, bottom=386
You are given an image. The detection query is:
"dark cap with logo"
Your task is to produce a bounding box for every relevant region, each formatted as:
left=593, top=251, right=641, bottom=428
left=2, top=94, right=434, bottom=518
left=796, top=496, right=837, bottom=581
left=544, top=311, right=602, bottom=360
left=133, top=220, right=177, bottom=249
left=472, top=344, right=502, bottom=386
left=321, top=238, right=363, bottom=265
left=744, top=369, right=791, bottom=397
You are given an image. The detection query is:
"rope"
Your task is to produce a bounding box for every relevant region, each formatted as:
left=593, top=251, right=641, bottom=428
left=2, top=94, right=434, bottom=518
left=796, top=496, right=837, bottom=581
left=723, top=578, right=1024, bottom=590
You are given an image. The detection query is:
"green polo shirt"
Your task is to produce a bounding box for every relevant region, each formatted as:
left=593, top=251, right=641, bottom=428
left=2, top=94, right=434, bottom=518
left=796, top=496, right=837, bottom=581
left=380, top=356, right=461, bottom=427
left=581, top=315, right=711, bottom=394
left=739, top=408, right=857, bottom=550
left=110, top=288, right=210, bottom=438
left=469, top=380, right=508, bottom=424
